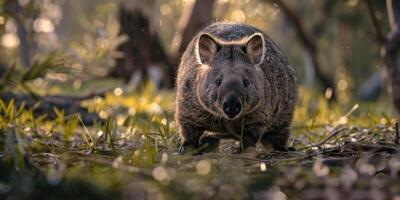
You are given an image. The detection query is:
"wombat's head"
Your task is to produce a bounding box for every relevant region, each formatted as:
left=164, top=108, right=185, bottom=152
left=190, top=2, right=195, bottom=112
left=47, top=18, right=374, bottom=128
left=195, top=33, right=265, bottom=120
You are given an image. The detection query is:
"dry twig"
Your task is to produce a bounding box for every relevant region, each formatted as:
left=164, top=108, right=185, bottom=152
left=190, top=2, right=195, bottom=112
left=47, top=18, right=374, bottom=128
left=396, top=122, right=399, bottom=144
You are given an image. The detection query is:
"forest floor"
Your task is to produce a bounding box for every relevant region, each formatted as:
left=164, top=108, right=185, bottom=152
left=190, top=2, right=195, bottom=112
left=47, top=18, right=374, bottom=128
left=1, top=83, right=399, bottom=200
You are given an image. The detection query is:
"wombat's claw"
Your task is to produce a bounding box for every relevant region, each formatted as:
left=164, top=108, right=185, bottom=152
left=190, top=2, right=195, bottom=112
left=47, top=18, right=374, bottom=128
left=178, top=145, right=186, bottom=155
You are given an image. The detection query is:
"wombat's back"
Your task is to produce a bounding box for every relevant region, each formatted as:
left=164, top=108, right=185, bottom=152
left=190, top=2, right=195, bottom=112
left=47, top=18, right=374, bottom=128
left=201, top=23, right=260, bottom=41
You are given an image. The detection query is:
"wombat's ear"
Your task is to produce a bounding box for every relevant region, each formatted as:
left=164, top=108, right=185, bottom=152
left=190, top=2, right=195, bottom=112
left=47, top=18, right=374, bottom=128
left=245, top=33, right=265, bottom=65
left=196, top=33, right=219, bottom=65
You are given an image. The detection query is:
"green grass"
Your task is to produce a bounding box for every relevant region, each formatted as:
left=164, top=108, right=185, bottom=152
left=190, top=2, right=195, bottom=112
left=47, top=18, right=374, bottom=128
left=0, top=84, right=399, bottom=199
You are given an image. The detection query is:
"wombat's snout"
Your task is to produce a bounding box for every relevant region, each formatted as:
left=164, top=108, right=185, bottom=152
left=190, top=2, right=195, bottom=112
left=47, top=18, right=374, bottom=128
left=222, top=95, right=241, bottom=118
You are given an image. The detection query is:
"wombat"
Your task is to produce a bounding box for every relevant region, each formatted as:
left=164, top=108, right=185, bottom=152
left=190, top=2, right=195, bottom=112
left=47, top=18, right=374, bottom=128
left=175, top=22, right=297, bottom=154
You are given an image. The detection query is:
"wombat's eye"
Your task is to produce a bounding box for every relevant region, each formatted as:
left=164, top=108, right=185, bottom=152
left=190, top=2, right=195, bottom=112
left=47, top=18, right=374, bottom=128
left=243, top=79, right=250, bottom=87
left=215, top=79, right=222, bottom=86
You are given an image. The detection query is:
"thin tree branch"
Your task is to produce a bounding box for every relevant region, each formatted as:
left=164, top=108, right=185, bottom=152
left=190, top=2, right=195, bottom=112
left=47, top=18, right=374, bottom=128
left=365, top=0, right=387, bottom=45
left=268, top=0, right=336, bottom=100
left=272, top=0, right=316, bottom=53
left=312, top=0, right=337, bottom=39
left=387, top=0, right=400, bottom=28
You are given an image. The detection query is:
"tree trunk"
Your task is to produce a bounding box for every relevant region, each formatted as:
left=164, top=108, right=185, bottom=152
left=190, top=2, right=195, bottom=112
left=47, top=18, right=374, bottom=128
left=109, top=1, right=153, bottom=82
left=109, top=0, right=173, bottom=88
left=366, top=0, right=400, bottom=114
left=3, top=0, right=34, bottom=68
left=384, top=0, right=400, bottom=114
left=169, top=0, right=216, bottom=65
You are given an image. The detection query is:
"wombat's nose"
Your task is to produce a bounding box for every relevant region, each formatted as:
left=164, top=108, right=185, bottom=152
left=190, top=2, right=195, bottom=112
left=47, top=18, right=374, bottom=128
left=222, top=96, right=241, bottom=118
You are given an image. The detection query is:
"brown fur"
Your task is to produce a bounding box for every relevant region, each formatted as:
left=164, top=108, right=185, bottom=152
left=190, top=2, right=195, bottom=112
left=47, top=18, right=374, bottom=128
left=175, top=22, right=297, bottom=154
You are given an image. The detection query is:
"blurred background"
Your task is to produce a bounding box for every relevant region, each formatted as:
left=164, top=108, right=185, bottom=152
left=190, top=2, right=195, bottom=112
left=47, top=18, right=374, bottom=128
left=0, top=0, right=397, bottom=109
left=2, top=1, right=400, bottom=199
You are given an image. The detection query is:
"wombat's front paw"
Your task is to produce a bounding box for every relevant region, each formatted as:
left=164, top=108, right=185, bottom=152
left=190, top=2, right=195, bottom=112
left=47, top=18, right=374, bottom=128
left=199, top=137, right=220, bottom=153
left=178, top=144, right=199, bottom=155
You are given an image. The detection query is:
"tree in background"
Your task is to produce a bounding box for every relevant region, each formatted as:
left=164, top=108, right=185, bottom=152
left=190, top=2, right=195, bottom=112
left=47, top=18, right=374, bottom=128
left=0, top=0, right=65, bottom=70
left=365, top=0, right=400, bottom=114
left=1, top=0, right=39, bottom=68
left=108, top=0, right=172, bottom=87
left=169, top=0, right=216, bottom=65
left=266, top=0, right=337, bottom=101
left=384, top=0, right=400, bottom=114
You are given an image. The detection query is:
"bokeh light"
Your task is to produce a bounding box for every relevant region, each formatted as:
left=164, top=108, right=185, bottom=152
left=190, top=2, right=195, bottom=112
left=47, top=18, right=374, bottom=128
left=34, top=18, right=55, bottom=33
left=1, top=33, right=20, bottom=49
left=231, top=10, right=246, bottom=23
left=196, top=159, right=212, bottom=175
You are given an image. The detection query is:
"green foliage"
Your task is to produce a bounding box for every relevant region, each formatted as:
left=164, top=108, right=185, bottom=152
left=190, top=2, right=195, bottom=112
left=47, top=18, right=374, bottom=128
left=21, top=53, right=64, bottom=82
left=0, top=53, right=66, bottom=96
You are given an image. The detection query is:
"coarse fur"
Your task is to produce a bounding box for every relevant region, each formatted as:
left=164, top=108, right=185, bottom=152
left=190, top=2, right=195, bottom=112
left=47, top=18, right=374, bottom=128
left=175, top=22, right=297, bottom=154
